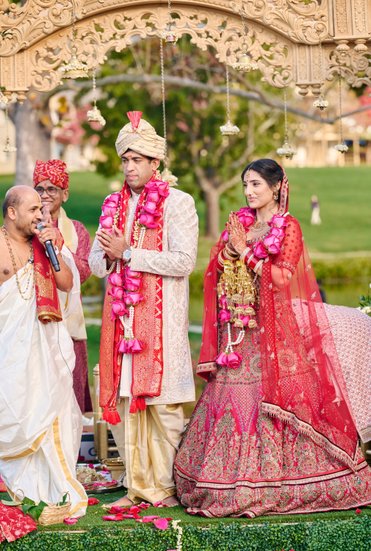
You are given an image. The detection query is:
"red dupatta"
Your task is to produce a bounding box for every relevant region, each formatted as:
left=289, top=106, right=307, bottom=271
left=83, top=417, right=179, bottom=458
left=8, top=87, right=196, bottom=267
left=99, top=182, right=166, bottom=424
left=198, top=174, right=358, bottom=469
left=33, top=237, right=62, bottom=323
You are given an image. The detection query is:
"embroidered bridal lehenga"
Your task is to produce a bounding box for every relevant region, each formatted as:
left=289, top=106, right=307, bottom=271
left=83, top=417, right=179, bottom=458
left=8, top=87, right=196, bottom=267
left=174, top=167, right=371, bottom=518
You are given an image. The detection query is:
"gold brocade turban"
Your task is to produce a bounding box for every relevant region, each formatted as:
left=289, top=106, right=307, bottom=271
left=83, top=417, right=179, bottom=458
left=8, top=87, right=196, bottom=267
left=115, top=111, right=166, bottom=161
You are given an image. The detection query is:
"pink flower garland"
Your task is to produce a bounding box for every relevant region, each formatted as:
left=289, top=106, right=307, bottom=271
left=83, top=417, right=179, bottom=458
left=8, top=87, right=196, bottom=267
left=99, top=178, right=169, bottom=355
left=216, top=207, right=287, bottom=369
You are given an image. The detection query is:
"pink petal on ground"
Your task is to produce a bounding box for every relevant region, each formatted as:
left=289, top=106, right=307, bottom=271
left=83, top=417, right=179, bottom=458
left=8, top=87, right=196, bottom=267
left=63, top=517, right=79, bottom=525
left=88, top=497, right=100, bottom=506
left=153, top=517, right=169, bottom=530
left=102, top=514, right=125, bottom=521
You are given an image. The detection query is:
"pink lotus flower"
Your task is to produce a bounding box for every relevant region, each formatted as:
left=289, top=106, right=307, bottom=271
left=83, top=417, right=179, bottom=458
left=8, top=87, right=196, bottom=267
left=111, top=301, right=128, bottom=317
left=226, top=351, right=242, bottom=369
left=108, top=272, right=124, bottom=287
left=88, top=497, right=100, bottom=506
left=64, top=517, right=79, bottom=525
left=123, top=292, right=143, bottom=306
left=253, top=241, right=268, bottom=259
left=218, top=309, right=231, bottom=322
left=237, top=207, right=255, bottom=228
left=99, top=215, right=114, bottom=229
left=108, top=286, right=124, bottom=300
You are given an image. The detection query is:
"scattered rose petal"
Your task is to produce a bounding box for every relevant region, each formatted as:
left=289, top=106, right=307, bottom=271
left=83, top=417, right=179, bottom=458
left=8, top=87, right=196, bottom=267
left=88, top=497, right=100, bottom=506
left=64, top=517, right=79, bottom=525
left=141, top=515, right=159, bottom=523
left=153, top=517, right=170, bottom=530
left=102, top=514, right=125, bottom=521
left=355, top=508, right=362, bottom=514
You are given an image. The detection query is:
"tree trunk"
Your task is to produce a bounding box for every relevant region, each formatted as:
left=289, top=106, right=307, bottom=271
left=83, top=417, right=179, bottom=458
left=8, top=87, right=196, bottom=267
left=13, top=100, right=51, bottom=186
left=204, top=188, right=221, bottom=240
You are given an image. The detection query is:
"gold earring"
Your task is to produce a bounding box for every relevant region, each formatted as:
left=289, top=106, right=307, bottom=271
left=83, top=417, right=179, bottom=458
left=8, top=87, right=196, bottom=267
left=273, top=189, right=279, bottom=201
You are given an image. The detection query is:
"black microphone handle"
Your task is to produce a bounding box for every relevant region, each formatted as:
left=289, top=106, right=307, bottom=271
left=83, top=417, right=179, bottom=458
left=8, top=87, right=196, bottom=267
left=44, top=239, right=61, bottom=272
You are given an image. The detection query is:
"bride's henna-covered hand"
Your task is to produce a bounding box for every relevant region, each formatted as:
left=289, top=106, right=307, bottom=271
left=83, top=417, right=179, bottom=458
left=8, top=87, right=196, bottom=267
left=227, top=213, right=246, bottom=255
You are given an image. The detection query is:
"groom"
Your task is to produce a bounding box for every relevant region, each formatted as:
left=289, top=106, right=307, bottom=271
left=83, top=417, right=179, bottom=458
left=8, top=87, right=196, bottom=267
left=89, top=111, right=198, bottom=506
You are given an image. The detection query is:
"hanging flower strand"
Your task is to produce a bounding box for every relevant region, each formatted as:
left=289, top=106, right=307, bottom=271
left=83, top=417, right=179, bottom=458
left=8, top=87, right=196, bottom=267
left=216, top=207, right=287, bottom=369
left=99, top=177, right=169, bottom=355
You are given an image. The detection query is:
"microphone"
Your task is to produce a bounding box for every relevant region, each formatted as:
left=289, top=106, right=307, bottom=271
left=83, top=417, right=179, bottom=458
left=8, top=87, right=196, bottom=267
left=36, top=222, right=61, bottom=272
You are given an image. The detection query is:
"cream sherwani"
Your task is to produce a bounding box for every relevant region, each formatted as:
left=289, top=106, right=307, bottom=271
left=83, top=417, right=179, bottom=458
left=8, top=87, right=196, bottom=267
left=89, top=186, right=198, bottom=503
left=0, top=267, right=87, bottom=517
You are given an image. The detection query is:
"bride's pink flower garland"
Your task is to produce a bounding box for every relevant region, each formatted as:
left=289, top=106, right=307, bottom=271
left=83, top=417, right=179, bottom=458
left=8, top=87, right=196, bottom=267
left=99, top=178, right=169, bottom=355
left=216, top=207, right=287, bottom=369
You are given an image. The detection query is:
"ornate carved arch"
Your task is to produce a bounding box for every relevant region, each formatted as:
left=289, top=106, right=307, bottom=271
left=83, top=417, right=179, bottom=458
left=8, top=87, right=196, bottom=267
left=0, top=0, right=370, bottom=101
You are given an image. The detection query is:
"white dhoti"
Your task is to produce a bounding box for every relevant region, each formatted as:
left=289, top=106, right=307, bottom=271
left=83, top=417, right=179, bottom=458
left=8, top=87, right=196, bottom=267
left=0, top=268, right=87, bottom=517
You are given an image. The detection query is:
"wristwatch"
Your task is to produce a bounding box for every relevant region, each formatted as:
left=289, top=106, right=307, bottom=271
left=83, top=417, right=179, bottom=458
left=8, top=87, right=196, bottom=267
left=122, top=247, right=132, bottom=262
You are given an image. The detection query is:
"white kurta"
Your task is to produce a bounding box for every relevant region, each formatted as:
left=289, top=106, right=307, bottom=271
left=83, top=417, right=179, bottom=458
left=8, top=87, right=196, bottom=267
left=0, top=268, right=87, bottom=517
left=89, top=187, right=198, bottom=405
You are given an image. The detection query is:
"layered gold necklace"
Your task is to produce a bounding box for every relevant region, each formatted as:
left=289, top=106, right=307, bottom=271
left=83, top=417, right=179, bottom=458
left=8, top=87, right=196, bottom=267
left=1, top=226, right=34, bottom=300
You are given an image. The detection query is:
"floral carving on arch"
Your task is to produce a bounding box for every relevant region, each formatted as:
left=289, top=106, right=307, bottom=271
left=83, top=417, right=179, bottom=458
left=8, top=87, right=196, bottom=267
left=0, top=0, right=370, bottom=100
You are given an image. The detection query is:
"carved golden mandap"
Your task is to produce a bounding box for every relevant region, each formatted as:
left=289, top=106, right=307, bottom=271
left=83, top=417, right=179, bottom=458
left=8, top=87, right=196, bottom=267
left=0, top=0, right=370, bottom=102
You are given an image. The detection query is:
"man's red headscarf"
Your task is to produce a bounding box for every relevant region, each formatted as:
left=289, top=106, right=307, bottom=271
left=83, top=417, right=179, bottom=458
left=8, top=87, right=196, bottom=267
left=33, top=160, right=69, bottom=190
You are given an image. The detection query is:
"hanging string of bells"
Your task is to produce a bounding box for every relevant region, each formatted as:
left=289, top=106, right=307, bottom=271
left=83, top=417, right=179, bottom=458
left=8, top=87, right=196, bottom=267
left=334, top=74, right=349, bottom=153
left=313, top=36, right=329, bottom=112
left=59, top=0, right=89, bottom=80
left=87, top=68, right=106, bottom=127
left=276, top=87, right=296, bottom=160
left=220, top=64, right=240, bottom=136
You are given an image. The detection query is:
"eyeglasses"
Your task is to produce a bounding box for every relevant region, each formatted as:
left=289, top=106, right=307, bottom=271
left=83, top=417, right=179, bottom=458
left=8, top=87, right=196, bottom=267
left=35, top=186, right=61, bottom=197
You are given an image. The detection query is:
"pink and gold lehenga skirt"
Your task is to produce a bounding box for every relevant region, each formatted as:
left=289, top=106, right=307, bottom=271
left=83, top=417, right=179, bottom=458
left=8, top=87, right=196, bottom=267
left=174, top=320, right=371, bottom=518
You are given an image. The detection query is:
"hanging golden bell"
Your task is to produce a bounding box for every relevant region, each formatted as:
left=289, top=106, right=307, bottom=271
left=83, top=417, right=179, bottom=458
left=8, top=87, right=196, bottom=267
left=334, top=142, right=349, bottom=153
left=220, top=120, right=240, bottom=136
left=3, top=137, right=17, bottom=153
left=60, top=52, right=89, bottom=80
left=87, top=105, right=106, bottom=126
left=232, top=53, right=258, bottom=72
left=313, top=96, right=329, bottom=111
left=276, top=140, right=296, bottom=160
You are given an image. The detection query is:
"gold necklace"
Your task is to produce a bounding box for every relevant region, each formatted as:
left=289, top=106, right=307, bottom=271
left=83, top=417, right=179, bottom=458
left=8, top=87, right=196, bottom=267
left=1, top=226, right=34, bottom=300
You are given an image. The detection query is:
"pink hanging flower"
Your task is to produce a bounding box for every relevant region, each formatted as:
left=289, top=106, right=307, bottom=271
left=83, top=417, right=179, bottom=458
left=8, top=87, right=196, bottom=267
left=225, top=351, right=242, bottom=369
left=253, top=241, right=269, bottom=259
left=221, top=229, right=229, bottom=242
left=99, top=215, right=114, bottom=229
left=108, top=286, right=124, bottom=300
left=108, top=272, right=124, bottom=287
left=124, top=276, right=142, bottom=292
left=215, top=351, right=229, bottom=366
left=263, top=234, right=282, bottom=255
left=139, top=212, right=158, bottom=228
left=218, top=309, right=231, bottom=322
left=143, top=201, right=159, bottom=215
left=146, top=191, right=160, bottom=202
left=123, top=292, right=143, bottom=306
left=236, top=207, right=255, bottom=228
left=104, top=192, right=120, bottom=206
left=111, top=301, right=128, bottom=317
left=102, top=200, right=119, bottom=217
left=270, top=214, right=287, bottom=229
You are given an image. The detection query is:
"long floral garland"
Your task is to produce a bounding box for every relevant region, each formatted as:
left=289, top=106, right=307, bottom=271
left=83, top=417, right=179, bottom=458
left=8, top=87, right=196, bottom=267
left=99, top=178, right=169, bottom=355
left=216, top=207, right=287, bottom=369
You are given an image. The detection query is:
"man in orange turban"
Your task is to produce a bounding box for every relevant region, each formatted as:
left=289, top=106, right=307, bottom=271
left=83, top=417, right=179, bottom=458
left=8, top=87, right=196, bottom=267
left=33, top=159, right=92, bottom=417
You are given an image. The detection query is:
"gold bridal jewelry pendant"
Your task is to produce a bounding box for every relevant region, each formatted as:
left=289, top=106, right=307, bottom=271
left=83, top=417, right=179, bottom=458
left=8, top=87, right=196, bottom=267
left=1, top=226, right=34, bottom=300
